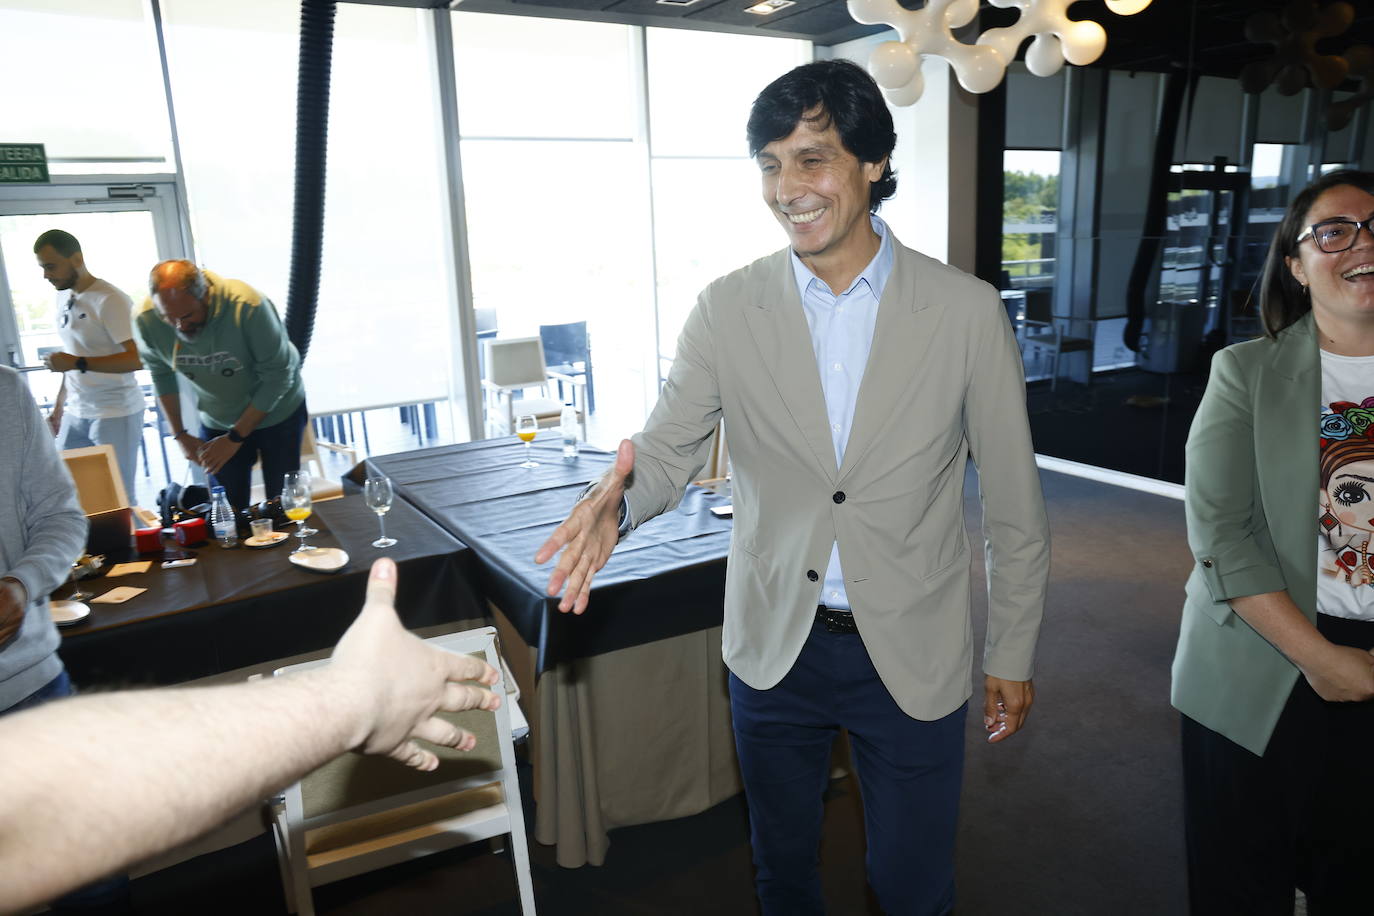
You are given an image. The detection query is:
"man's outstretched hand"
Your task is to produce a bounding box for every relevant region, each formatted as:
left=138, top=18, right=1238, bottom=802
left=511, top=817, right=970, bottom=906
left=329, top=558, right=502, bottom=771
left=535, top=439, right=635, bottom=614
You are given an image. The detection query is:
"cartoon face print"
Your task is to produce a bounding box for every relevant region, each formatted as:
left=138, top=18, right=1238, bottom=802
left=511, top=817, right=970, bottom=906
left=1322, top=456, right=1374, bottom=534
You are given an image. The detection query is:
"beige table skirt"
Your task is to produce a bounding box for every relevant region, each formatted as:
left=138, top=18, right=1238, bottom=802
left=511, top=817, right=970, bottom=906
left=492, top=606, right=742, bottom=867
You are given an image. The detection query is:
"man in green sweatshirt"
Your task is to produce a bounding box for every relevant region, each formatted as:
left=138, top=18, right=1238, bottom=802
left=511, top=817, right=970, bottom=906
left=134, top=260, right=307, bottom=511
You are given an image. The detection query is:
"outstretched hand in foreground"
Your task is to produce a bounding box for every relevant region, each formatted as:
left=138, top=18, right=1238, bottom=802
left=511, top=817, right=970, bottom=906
left=0, top=559, right=502, bottom=910
left=330, top=557, right=503, bottom=770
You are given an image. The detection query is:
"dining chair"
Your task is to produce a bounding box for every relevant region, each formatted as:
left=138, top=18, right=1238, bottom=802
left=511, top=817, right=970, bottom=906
left=481, top=336, right=586, bottom=438
left=1019, top=288, right=1094, bottom=392
left=538, top=321, right=594, bottom=414
left=269, top=626, right=536, bottom=916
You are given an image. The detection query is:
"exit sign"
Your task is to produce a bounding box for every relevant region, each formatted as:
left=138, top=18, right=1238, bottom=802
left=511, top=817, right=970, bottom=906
left=0, top=144, right=48, bottom=183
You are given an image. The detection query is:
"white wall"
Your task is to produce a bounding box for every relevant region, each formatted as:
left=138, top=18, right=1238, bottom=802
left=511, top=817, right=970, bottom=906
left=826, top=33, right=979, bottom=271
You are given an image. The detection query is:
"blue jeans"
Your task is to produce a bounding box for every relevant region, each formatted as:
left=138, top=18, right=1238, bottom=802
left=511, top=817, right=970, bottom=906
left=7, top=669, right=73, bottom=712
left=730, top=618, right=966, bottom=916
left=5, top=672, right=132, bottom=911
left=202, top=399, right=308, bottom=512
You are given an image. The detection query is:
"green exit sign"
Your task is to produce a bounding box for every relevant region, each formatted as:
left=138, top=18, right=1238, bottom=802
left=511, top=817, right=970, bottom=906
left=0, top=144, right=48, bottom=183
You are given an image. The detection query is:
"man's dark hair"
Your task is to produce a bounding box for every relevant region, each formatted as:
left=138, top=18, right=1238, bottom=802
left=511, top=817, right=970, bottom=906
left=746, top=59, right=897, bottom=211
left=1259, top=168, right=1374, bottom=338
left=33, top=229, right=81, bottom=258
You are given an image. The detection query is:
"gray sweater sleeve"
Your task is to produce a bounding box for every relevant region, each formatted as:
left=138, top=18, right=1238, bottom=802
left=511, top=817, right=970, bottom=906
left=2, top=371, right=87, bottom=606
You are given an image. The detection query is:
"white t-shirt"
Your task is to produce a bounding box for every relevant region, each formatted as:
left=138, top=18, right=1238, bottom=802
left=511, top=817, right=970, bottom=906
left=56, top=278, right=145, bottom=419
left=1316, top=350, right=1374, bottom=619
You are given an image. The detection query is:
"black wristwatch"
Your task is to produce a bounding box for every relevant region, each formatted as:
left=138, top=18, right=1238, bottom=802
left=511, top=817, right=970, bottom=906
left=75, top=356, right=88, bottom=373
left=227, top=428, right=244, bottom=444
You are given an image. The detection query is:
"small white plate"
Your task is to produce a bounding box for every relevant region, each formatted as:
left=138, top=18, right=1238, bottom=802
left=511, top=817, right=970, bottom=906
left=244, top=531, right=290, bottom=549
left=288, top=546, right=349, bottom=573
left=50, top=599, right=90, bottom=627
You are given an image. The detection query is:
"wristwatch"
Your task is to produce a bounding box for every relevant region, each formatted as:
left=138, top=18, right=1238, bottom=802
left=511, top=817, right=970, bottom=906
left=227, top=428, right=244, bottom=444
left=75, top=356, right=88, bottom=373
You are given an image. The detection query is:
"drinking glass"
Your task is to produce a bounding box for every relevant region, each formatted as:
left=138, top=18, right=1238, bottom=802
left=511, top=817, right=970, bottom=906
left=516, top=414, right=539, bottom=468
left=364, top=475, right=397, bottom=548
left=67, top=561, right=89, bottom=602
left=290, top=468, right=318, bottom=536
left=282, top=471, right=314, bottom=555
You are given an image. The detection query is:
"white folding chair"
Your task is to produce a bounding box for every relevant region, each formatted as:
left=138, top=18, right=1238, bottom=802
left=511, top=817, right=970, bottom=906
left=269, top=627, right=535, bottom=915
left=481, top=336, right=585, bottom=438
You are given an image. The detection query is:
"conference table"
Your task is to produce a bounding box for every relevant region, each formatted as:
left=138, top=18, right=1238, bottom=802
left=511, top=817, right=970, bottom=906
left=358, top=434, right=740, bottom=866
left=58, top=491, right=485, bottom=689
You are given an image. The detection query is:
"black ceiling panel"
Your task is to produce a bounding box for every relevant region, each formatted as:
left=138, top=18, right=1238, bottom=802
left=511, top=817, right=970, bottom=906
left=607, top=0, right=737, bottom=22
left=444, top=0, right=1374, bottom=78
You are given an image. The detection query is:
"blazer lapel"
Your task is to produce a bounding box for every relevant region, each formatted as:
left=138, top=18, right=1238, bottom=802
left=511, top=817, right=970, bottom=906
left=1258, top=312, right=1319, bottom=612
left=838, top=246, right=936, bottom=481
left=741, top=251, right=839, bottom=481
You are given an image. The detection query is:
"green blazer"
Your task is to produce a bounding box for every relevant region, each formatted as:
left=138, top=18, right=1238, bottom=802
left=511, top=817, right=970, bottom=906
left=625, top=237, right=1051, bottom=722
left=1172, top=312, right=1320, bottom=756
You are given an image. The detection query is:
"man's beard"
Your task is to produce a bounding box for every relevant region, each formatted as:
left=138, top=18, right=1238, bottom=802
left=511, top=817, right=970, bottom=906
left=174, top=326, right=202, bottom=344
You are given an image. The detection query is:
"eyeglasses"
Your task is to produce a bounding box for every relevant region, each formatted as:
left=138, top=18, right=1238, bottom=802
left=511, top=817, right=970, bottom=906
left=1296, top=215, right=1374, bottom=253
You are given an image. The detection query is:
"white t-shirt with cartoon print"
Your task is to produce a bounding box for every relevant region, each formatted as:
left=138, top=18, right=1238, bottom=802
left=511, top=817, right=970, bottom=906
left=1317, top=350, right=1374, bottom=620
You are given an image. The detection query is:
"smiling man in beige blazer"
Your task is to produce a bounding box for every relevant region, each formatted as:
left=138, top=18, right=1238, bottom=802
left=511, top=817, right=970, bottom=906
left=537, top=59, right=1050, bottom=915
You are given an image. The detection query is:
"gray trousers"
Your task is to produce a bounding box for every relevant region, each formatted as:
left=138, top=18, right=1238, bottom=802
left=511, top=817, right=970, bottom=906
left=56, top=411, right=143, bottom=500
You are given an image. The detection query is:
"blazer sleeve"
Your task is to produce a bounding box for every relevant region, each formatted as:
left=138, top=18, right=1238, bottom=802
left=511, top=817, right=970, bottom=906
left=963, top=286, right=1051, bottom=682
left=625, top=293, right=723, bottom=527
left=1184, top=347, right=1287, bottom=617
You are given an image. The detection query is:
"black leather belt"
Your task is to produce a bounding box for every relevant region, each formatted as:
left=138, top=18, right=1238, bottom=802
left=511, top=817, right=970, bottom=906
left=817, top=605, right=858, bottom=634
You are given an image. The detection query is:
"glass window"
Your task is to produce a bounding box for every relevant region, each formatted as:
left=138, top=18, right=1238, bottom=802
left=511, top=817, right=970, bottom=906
left=1001, top=150, right=1060, bottom=291
left=453, top=15, right=654, bottom=445
left=453, top=13, right=636, bottom=140
left=647, top=29, right=810, bottom=367
left=651, top=158, right=780, bottom=359
left=161, top=1, right=454, bottom=422
left=0, top=0, right=172, bottom=167
left=647, top=28, right=810, bottom=157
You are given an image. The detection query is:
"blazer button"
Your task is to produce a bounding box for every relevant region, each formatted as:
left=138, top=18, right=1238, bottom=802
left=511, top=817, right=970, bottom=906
left=1201, top=559, right=1213, bottom=568
left=806, top=569, right=819, bottom=582
left=832, top=491, right=846, bottom=504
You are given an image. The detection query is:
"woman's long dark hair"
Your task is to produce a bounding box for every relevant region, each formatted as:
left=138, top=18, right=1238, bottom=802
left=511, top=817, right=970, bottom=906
left=1260, top=169, right=1374, bottom=338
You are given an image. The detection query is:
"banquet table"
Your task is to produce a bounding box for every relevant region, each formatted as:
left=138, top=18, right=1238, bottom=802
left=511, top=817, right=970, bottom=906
left=357, top=434, right=742, bottom=866
left=58, top=490, right=485, bottom=689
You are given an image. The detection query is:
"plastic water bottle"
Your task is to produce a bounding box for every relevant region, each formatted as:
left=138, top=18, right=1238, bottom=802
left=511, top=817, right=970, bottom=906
left=210, top=486, right=237, bottom=548
left=560, top=403, right=579, bottom=460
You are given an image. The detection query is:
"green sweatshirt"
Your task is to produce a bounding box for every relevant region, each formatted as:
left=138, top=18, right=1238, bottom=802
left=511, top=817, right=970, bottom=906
left=134, top=271, right=305, bottom=430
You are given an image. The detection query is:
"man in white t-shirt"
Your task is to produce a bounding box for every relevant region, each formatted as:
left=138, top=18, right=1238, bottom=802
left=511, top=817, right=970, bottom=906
left=33, top=230, right=145, bottom=499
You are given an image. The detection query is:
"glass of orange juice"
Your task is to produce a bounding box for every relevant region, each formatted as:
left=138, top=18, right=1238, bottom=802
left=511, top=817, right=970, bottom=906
left=283, top=470, right=314, bottom=554
left=516, top=414, right=539, bottom=468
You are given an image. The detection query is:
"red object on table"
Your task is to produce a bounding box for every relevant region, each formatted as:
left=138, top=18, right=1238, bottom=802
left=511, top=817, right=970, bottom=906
left=173, top=517, right=208, bottom=547
left=134, top=527, right=163, bottom=554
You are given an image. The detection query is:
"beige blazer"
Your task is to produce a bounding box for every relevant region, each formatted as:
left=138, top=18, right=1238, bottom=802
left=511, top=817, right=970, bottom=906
left=625, top=237, right=1050, bottom=721
left=1172, top=313, right=1320, bottom=756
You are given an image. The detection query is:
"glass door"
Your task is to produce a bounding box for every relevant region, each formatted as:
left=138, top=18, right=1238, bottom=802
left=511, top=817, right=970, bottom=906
left=0, top=180, right=186, bottom=406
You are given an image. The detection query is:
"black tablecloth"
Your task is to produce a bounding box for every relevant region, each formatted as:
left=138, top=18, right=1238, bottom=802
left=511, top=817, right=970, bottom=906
left=357, top=434, right=732, bottom=670
left=59, top=492, right=482, bottom=687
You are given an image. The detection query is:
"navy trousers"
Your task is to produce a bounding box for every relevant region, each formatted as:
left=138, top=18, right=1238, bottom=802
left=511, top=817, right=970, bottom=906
left=729, top=616, right=967, bottom=916
left=202, top=399, right=308, bottom=512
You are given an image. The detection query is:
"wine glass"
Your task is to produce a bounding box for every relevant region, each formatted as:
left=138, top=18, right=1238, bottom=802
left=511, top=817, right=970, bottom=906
left=290, top=467, right=318, bottom=536
left=67, top=560, right=89, bottom=602
left=282, top=471, right=314, bottom=555
left=364, top=475, right=397, bottom=549
left=515, top=414, right=539, bottom=468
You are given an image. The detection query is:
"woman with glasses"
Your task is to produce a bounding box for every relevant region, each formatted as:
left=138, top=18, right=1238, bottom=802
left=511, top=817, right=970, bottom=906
left=1173, top=169, right=1374, bottom=913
